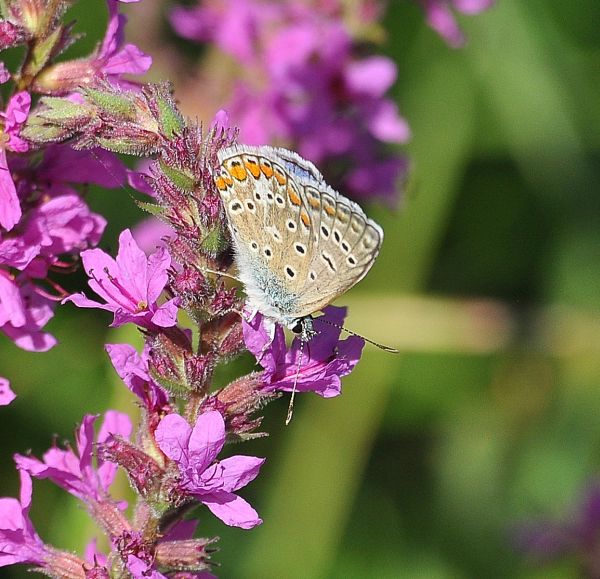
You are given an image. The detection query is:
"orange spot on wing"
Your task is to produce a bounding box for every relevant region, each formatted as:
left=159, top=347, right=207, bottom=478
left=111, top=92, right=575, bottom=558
left=215, top=176, right=228, bottom=191
left=308, top=197, right=320, bottom=209
left=260, top=162, right=274, bottom=178
left=336, top=209, right=350, bottom=222
left=288, top=185, right=302, bottom=206
left=229, top=163, right=247, bottom=181
left=300, top=211, right=311, bottom=228
left=274, top=169, right=286, bottom=186
left=244, top=159, right=261, bottom=178
left=324, top=204, right=335, bottom=217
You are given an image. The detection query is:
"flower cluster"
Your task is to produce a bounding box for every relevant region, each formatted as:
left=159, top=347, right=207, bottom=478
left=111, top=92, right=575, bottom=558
left=170, top=0, right=410, bottom=203
left=0, top=0, right=495, bottom=575
left=0, top=74, right=366, bottom=574
left=0, top=0, right=151, bottom=400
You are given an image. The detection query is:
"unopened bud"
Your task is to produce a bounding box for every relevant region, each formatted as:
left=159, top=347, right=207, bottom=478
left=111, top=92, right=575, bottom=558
left=33, top=60, right=97, bottom=94
left=155, top=538, right=218, bottom=572
left=98, top=437, right=163, bottom=498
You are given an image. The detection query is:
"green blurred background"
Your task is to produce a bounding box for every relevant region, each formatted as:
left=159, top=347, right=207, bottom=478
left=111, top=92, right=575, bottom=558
left=2, top=0, right=600, bottom=577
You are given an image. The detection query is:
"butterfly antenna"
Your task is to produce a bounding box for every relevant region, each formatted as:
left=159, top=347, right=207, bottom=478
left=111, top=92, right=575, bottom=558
left=285, top=338, right=306, bottom=425
left=89, top=149, right=131, bottom=194
left=202, top=267, right=241, bottom=283
left=319, top=318, right=399, bottom=353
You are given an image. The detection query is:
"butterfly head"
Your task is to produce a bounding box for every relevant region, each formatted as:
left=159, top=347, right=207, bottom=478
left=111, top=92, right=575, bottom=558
left=289, top=315, right=317, bottom=343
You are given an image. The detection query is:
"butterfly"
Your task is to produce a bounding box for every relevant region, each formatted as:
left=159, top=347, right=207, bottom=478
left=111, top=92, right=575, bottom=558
left=214, top=145, right=385, bottom=343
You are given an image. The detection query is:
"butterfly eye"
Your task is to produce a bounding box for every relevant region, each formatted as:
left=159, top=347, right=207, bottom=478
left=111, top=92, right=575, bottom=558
left=291, top=320, right=303, bottom=335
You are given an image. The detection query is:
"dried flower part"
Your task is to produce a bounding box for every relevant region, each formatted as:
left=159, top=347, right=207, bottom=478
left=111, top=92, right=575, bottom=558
left=155, top=537, right=218, bottom=572
left=98, top=437, right=163, bottom=499
left=44, top=549, right=88, bottom=579
left=204, top=373, right=278, bottom=439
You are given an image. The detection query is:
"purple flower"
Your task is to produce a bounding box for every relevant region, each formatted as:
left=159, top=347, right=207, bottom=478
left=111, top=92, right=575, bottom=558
left=0, top=470, right=49, bottom=567
left=155, top=410, right=264, bottom=529
left=34, top=0, right=151, bottom=93
left=0, top=377, right=15, bottom=406
left=0, top=91, right=30, bottom=230
left=105, top=342, right=169, bottom=412
left=419, top=0, right=495, bottom=47
left=514, top=482, right=600, bottom=567
left=64, top=229, right=179, bottom=329
left=127, top=555, right=168, bottom=579
left=0, top=281, right=57, bottom=352
left=98, top=0, right=152, bottom=82
left=243, top=306, right=364, bottom=398
left=15, top=411, right=132, bottom=504
left=171, top=0, right=408, bottom=202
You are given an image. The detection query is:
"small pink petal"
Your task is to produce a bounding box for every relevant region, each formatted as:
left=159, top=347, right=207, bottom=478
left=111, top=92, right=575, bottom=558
left=188, top=411, right=227, bottom=473
left=0, top=150, right=21, bottom=230
left=155, top=413, right=192, bottom=466
left=0, top=377, right=16, bottom=405
left=202, top=491, right=262, bottom=529
left=150, top=297, right=179, bottom=328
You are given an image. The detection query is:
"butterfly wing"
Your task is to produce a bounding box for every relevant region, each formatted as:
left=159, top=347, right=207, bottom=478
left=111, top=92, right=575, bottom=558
left=216, top=145, right=323, bottom=324
left=289, top=181, right=384, bottom=318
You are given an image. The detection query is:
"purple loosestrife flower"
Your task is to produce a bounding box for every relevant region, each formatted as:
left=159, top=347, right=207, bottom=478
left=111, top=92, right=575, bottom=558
left=105, top=342, right=170, bottom=413
left=0, top=281, right=57, bottom=352
left=15, top=411, right=132, bottom=506
left=0, top=470, right=49, bottom=568
left=65, top=229, right=180, bottom=329
left=243, top=306, right=364, bottom=398
left=0, top=148, right=111, bottom=354
left=419, top=0, right=495, bottom=47
left=34, top=0, right=151, bottom=93
left=0, top=469, right=90, bottom=577
left=171, top=0, right=409, bottom=202
left=0, top=90, right=30, bottom=230
left=155, top=410, right=265, bottom=529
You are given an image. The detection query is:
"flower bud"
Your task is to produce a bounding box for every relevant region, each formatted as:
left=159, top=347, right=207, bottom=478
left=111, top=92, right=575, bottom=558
left=155, top=538, right=218, bottom=572
left=98, top=437, right=163, bottom=498
left=33, top=61, right=99, bottom=94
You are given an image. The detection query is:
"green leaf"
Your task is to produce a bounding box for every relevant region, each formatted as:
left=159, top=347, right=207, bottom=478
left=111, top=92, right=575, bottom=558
left=25, top=25, right=63, bottom=77
left=155, top=91, right=185, bottom=138
left=85, top=88, right=136, bottom=120
left=200, top=226, right=228, bottom=257
left=159, top=160, right=196, bottom=192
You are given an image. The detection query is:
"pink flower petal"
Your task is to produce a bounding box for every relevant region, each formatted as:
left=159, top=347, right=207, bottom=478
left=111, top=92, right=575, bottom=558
left=0, top=149, right=21, bottom=231
left=202, top=491, right=262, bottom=529
left=0, top=377, right=16, bottom=406
left=155, top=413, right=192, bottom=466
left=150, top=297, right=179, bottom=328
left=188, top=411, right=227, bottom=473
left=212, top=456, right=265, bottom=493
